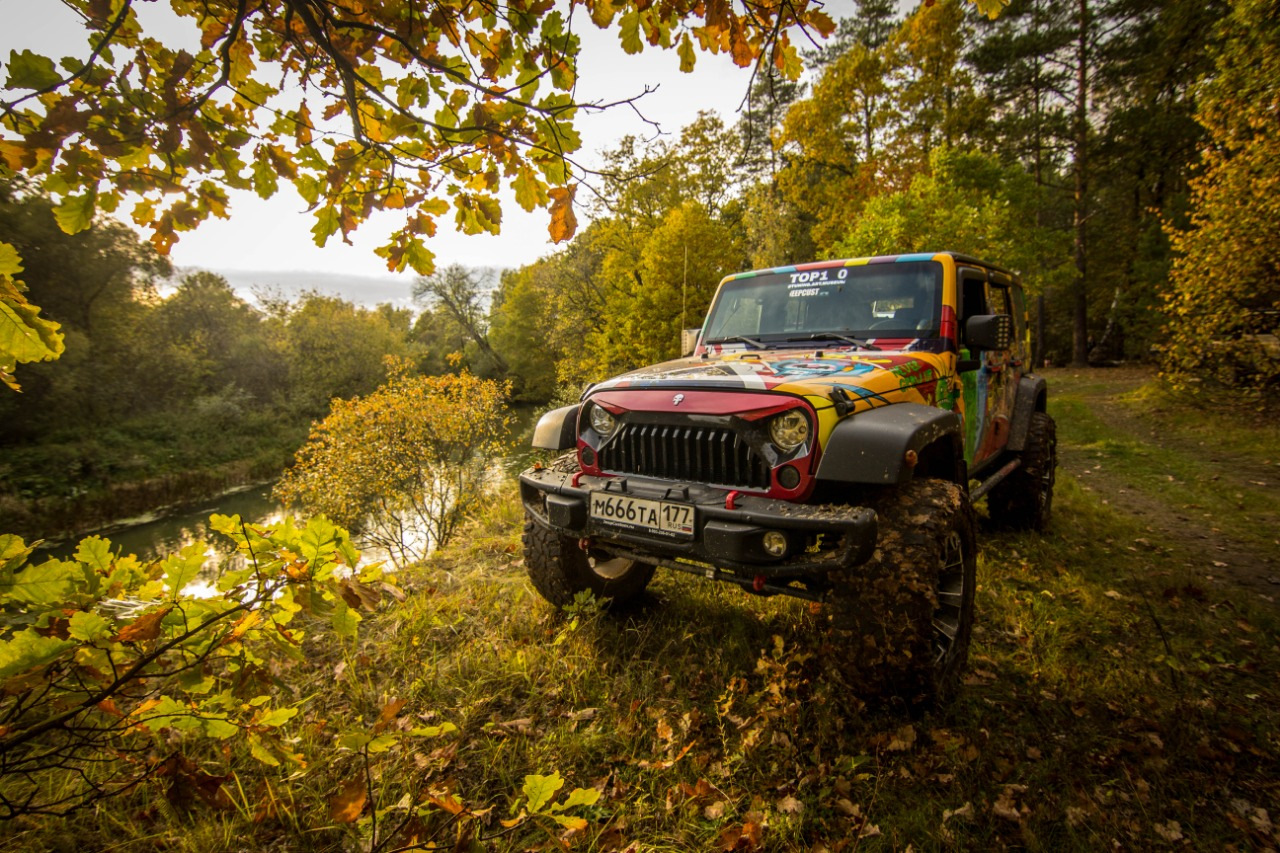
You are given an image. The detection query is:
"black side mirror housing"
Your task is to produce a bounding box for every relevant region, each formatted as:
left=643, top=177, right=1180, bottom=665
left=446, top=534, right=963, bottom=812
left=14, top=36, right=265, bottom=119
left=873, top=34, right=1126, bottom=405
left=965, top=314, right=1013, bottom=351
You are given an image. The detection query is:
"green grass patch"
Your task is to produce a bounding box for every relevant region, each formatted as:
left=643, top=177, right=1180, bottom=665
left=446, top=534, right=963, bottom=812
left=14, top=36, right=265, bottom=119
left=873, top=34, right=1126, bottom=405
left=7, top=471, right=1278, bottom=852
left=1048, top=373, right=1280, bottom=556
left=0, top=409, right=310, bottom=539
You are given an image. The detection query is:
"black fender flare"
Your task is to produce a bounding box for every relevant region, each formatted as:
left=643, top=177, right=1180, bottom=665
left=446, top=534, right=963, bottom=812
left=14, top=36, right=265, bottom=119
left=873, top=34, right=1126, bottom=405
left=1007, top=375, right=1047, bottom=452
left=815, top=403, right=963, bottom=485
left=532, top=404, right=580, bottom=450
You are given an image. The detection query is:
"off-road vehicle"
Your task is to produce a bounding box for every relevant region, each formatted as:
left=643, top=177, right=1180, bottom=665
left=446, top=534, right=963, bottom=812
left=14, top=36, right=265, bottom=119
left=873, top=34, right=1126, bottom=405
left=519, top=252, right=1056, bottom=703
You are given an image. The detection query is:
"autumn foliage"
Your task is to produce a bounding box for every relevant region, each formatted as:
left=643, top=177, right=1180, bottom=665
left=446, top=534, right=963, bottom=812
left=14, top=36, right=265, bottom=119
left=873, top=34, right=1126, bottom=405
left=0, top=237, right=61, bottom=391
left=0, top=0, right=838, bottom=277
left=0, top=514, right=389, bottom=818
left=1161, top=0, right=1280, bottom=399
left=274, top=359, right=510, bottom=565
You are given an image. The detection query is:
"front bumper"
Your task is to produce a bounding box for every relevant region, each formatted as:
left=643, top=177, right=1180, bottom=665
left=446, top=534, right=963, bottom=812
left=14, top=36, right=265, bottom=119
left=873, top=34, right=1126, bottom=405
left=519, top=466, right=877, bottom=578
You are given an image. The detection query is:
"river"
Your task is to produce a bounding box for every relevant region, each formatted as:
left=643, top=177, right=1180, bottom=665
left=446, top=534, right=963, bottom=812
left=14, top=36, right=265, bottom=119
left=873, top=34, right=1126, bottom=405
left=37, top=404, right=544, bottom=565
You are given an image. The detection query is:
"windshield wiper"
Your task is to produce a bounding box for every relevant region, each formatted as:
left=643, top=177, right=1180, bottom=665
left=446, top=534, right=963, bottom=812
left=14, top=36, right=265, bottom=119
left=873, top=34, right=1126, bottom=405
left=797, top=332, right=881, bottom=351
left=706, top=334, right=765, bottom=349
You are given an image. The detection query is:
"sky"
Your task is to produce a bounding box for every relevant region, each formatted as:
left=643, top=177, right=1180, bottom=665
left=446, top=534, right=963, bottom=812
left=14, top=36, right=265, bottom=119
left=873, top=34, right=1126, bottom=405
left=1, top=0, right=856, bottom=296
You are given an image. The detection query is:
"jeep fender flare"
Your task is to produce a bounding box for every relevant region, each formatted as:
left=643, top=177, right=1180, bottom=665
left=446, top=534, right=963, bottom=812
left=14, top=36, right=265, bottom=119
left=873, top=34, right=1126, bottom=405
left=532, top=404, right=580, bottom=450
left=815, top=403, right=964, bottom=486
left=1007, top=376, right=1047, bottom=453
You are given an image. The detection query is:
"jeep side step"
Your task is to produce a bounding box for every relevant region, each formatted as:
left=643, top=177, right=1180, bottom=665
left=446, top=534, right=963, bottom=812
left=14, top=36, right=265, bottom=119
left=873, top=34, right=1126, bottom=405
left=968, top=457, right=1022, bottom=501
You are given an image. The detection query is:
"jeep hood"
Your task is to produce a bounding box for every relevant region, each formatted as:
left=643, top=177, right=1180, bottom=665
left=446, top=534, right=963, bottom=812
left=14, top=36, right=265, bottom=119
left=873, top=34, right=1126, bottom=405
left=590, top=348, right=953, bottom=413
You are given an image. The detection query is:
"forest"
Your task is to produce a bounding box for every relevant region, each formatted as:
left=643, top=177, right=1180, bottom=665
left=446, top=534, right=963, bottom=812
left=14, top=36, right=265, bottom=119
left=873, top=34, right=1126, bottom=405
left=481, top=0, right=1278, bottom=402
left=1, top=0, right=1278, bottom=849
left=0, top=177, right=503, bottom=538
left=5, top=0, right=1279, bottom=536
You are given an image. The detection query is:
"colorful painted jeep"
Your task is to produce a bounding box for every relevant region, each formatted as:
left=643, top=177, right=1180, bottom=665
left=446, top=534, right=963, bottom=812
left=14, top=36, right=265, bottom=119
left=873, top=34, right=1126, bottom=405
left=519, top=252, right=1056, bottom=702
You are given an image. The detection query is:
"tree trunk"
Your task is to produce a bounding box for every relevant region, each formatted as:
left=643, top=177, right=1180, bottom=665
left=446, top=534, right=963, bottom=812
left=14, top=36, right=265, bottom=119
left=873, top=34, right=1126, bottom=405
left=1071, top=0, right=1091, bottom=367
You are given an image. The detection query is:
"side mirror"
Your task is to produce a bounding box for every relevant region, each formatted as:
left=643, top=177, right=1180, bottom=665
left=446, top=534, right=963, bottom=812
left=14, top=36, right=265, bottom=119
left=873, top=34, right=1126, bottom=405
left=965, top=314, right=1013, bottom=351
left=680, top=328, right=701, bottom=357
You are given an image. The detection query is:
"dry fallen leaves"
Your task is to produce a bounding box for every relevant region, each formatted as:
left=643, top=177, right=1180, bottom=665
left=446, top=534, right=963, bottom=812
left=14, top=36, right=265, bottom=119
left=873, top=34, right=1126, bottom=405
left=374, top=698, right=407, bottom=733
left=1153, top=819, right=1184, bottom=842
left=329, top=776, right=367, bottom=823
left=777, top=795, right=803, bottom=815
left=835, top=798, right=860, bottom=817
left=638, top=741, right=696, bottom=771
left=992, top=785, right=1029, bottom=822
left=886, top=724, right=917, bottom=752
left=715, top=820, right=763, bottom=851
left=656, top=717, right=674, bottom=743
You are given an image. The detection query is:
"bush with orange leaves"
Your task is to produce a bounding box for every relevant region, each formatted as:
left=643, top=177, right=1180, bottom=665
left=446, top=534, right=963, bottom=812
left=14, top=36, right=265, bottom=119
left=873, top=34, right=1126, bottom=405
left=276, top=359, right=511, bottom=565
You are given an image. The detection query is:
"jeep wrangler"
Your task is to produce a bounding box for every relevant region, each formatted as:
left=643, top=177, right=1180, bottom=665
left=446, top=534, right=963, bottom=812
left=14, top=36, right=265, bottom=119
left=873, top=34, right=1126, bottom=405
left=519, top=252, right=1056, bottom=703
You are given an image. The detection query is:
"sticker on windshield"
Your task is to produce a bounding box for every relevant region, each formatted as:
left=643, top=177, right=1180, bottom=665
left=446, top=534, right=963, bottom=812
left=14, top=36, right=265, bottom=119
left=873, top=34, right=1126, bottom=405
left=786, top=268, right=846, bottom=299
left=785, top=268, right=848, bottom=285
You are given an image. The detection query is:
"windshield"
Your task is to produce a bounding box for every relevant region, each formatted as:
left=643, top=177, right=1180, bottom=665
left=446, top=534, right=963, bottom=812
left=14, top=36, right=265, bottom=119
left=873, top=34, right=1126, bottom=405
left=703, top=261, right=942, bottom=343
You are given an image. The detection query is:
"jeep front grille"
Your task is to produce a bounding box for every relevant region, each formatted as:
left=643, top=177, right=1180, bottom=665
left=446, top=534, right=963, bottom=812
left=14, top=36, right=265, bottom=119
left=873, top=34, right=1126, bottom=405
left=598, top=424, right=771, bottom=489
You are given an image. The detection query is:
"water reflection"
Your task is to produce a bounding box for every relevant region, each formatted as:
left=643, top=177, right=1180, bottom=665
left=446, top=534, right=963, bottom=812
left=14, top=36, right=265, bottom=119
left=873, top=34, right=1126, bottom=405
left=34, top=402, right=547, bottom=567
left=39, top=484, right=284, bottom=565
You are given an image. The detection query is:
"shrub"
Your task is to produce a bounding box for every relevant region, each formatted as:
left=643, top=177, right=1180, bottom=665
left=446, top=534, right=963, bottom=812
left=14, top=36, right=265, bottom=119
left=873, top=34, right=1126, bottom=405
left=0, top=516, right=388, bottom=818
left=275, top=360, right=510, bottom=565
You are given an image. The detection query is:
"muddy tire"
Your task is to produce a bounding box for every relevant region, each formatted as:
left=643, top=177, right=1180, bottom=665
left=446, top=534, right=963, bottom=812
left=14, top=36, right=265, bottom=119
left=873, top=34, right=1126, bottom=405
left=988, top=412, right=1057, bottom=531
left=522, top=514, right=656, bottom=608
left=825, top=479, right=977, bottom=707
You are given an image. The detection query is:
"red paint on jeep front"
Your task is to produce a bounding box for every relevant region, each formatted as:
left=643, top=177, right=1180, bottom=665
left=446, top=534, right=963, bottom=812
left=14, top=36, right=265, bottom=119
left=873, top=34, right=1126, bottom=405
left=589, top=389, right=799, bottom=420
left=575, top=391, right=821, bottom=501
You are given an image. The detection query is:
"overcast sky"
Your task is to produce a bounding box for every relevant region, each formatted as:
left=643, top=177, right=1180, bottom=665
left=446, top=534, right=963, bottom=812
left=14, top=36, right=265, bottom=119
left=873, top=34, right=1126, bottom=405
left=1, top=1, right=860, bottom=287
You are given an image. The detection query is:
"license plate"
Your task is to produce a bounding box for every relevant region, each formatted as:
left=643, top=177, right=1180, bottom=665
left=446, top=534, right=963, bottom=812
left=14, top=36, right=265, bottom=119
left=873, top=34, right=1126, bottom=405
left=589, top=493, right=694, bottom=538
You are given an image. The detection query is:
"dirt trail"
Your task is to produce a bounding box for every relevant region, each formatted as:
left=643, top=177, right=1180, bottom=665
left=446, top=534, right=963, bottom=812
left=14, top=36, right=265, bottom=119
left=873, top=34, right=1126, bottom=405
left=1046, top=367, right=1280, bottom=603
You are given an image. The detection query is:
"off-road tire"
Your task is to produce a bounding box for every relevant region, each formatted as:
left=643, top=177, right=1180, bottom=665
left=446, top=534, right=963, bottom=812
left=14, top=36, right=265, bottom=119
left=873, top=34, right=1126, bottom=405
left=987, top=412, right=1057, bottom=531
left=522, top=514, right=656, bottom=608
left=825, top=479, right=977, bottom=707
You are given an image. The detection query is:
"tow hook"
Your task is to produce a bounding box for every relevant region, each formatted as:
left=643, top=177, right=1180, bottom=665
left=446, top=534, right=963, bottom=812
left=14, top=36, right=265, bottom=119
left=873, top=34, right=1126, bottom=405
left=578, top=537, right=598, bottom=568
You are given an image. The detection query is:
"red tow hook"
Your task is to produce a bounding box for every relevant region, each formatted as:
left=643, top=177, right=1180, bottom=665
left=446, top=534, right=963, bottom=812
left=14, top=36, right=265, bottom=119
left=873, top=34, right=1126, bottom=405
left=725, top=490, right=742, bottom=510
left=578, top=537, right=592, bottom=552
left=752, top=574, right=767, bottom=593
left=571, top=470, right=586, bottom=487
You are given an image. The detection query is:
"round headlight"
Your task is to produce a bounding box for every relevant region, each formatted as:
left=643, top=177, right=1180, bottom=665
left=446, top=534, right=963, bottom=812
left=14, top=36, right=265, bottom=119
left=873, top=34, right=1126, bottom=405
left=589, top=403, right=617, bottom=436
left=769, top=410, right=810, bottom=451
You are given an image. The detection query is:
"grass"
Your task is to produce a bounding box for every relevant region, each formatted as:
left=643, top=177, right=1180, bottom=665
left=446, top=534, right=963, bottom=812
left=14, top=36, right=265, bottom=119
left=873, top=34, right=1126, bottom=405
left=4, top=370, right=1279, bottom=852
left=0, top=408, right=309, bottom=539
left=1046, top=367, right=1280, bottom=556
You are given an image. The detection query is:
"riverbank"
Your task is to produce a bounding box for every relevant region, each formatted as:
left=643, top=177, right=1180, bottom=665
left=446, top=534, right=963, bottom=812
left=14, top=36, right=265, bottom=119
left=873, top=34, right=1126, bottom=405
left=0, top=455, right=290, bottom=543
left=0, top=402, right=544, bottom=546
left=0, top=408, right=308, bottom=541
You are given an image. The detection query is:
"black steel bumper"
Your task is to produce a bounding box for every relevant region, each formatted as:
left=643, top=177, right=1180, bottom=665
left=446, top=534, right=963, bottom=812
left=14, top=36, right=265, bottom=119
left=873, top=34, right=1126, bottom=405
left=519, top=466, right=878, bottom=578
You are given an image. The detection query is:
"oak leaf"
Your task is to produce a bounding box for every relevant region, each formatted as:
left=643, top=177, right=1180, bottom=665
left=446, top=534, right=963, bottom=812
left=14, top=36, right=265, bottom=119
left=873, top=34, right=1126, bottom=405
left=113, top=607, right=172, bottom=643
left=330, top=776, right=367, bottom=823
left=777, top=795, right=803, bottom=815
left=548, top=185, right=578, bottom=243
left=523, top=771, right=564, bottom=813
left=374, top=698, right=407, bottom=733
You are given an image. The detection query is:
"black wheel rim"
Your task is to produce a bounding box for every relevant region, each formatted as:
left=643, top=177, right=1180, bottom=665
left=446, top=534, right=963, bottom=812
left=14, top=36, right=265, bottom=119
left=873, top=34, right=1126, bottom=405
left=932, top=529, right=967, bottom=669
